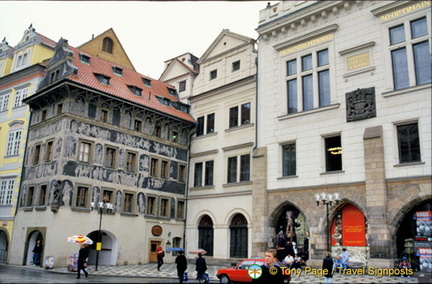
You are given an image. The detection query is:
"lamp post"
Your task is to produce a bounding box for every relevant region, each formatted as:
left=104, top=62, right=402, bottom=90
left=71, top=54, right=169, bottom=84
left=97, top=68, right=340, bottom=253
left=315, top=192, right=340, bottom=253
left=91, top=198, right=113, bottom=271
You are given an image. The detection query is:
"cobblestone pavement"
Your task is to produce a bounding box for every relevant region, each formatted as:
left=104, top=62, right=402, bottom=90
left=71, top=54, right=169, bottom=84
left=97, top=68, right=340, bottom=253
left=43, top=263, right=430, bottom=283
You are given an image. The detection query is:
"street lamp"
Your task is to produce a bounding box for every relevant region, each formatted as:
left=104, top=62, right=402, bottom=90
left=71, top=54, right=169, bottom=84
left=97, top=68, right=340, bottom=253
left=91, top=198, right=113, bottom=271
left=315, top=192, right=340, bottom=253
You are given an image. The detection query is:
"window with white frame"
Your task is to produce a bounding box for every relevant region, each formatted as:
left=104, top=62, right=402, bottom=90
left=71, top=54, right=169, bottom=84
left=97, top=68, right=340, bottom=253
left=0, top=178, right=15, bottom=205
left=0, top=93, right=9, bottom=111
left=397, top=122, right=421, bottom=164
left=16, top=52, right=29, bottom=69
left=14, top=88, right=28, bottom=108
left=196, top=113, right=215, bottom=136
left=6, top=130, right=21, bottom=156
left=194, top=160, right=214, bottom=187
left=389, top=17, right=431, bottom=90
left=229, top=103, right=251, bottom=128
left=286, top=48, right=330, bottom=114
left=78, top=141, right=92, bottom=163
left=227, top=154, right=250, bottom=183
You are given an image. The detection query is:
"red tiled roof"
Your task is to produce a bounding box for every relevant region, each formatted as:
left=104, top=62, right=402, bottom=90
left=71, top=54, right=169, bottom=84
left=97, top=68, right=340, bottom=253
left=65, top=45, right=194, bottom=123
left=36, top=32, right=57, bottom=49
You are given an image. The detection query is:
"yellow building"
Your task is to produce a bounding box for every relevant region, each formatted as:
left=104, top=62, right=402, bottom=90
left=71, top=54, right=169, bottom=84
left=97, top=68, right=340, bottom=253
left=0, top=25, right=56, bottom=262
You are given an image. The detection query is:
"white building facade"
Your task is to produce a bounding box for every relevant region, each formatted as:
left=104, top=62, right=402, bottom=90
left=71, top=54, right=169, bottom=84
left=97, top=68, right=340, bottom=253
left=254, top=0, right=431, bottom=269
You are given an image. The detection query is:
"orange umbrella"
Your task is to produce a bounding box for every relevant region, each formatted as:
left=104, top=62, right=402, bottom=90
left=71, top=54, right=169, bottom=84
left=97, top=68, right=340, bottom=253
left=66, top=234, right=93, bottom=245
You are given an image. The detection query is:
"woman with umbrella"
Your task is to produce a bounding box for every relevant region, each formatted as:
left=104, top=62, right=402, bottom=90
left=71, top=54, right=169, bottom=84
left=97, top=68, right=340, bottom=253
left=77, top=244, right=90, bottom=279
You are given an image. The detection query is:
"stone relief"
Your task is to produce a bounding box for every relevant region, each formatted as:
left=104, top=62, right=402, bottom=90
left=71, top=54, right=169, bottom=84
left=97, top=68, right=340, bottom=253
left=29, top=120, right=63, bottom=141
left=54, top=138, right=62, bottom=159
left=115, top=190, right=122, bottom=213
left=137, top=192, right=145, bottom=214
left=64, top=136, right=76, bottom=158
left=94, top=143, right=103, bottom=165
left=346, top=87, right=376, bottom=122
left=61, top=180, right=73, bottom=207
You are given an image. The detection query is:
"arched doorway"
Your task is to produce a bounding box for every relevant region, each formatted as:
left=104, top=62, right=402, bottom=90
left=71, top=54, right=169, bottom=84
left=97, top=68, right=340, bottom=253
left=330, top=203, right=367, bottom=267
left=229, top=213, right=248, bottom=258
left=395, top=199, right=431, bottom=272
left=198, top=215, right=214, bottom=256
left=0, top=230, right=8, bottom=263
left=87, top=230, right=116, bottom=266
left=26, top=231, right=43, bottom=266
left=273, top=204, right=309, bottom=262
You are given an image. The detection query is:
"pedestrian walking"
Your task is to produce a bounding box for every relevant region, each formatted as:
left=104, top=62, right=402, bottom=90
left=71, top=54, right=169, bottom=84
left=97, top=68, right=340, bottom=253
left=195, top=252, right=207, bottom=283
left=341, top=248, right=349, bottom=270
left=322, top=252, right=334, bottom=283
left=76, top=244, right=89, bottom=279
left=252, top=249, right=285, bottom=283
left=156, top=245, right=165, bottom=271
left=175, top=251, right=187, bottom=283
left=32, top=240, right=43, bottom=266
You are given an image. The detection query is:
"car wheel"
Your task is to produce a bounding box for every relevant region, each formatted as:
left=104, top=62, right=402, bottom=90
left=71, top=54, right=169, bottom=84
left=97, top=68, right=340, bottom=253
left=219, top=274, right=231, bottom=284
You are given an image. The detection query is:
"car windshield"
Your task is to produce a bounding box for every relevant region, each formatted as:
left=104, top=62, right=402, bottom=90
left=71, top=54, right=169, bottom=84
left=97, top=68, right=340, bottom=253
left=237, top=260, right=255, bottom=269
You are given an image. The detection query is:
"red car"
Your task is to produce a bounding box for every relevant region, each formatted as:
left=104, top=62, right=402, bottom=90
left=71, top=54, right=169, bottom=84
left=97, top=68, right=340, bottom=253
left=216, top=258, right=291, bottom=283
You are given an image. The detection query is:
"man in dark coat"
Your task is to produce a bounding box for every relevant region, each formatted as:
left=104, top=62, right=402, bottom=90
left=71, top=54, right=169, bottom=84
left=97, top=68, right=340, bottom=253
left=252, top=249, right=285, bottom=284
left=175, top=251, right=187, bottom=283
left=32, top=240, right=43, bottom=266
left=77, top=244, right=89, bottom=279
left=195, top=253, right=207, bottom=283
left=322, top=252, right=334, bottom=283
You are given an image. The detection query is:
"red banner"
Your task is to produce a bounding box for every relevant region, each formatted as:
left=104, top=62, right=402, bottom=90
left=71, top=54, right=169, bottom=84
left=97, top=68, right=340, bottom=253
left=342, top=204, right=366, bottom=246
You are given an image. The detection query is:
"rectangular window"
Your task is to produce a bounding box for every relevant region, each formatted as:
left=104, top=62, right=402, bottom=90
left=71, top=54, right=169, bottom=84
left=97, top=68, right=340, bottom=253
left=194, top=162, right=203, bottom=187
left=126, top=152, right=136, bottom=172
left=124, top=193, right=133, bottom=213
left=397, top=123, right=421, bottom=163
left=210, top=69, right=217, bottom=80
left=227, top=157, right=237, bottom=183
left=6, top=130, right=21, bottom=156
left=204, top=161, right=214, bottom=186
left=179, top=80, right=186, bottom=92
left=161, top=160, right=169, bottom=179
left=160, top=198, right=169, bottom=217
left=154, top=125, right=161, bottom=137
left=134, top=120, right=142, bottom=132
left=318, top=70, right=330, bottom=107
left=302, top=54, right=313, bottom=71
left=76, top=186, right=88, bottom=207
left=287, top=79, right=298, bottom=114
left=389, top=17, right=431, bottom=90
left=147, top=196, right=156, bottom=215
left=57, top=103, right=63, bottom=115
left=0, top=178, right=15, bottom=205
left=241, top=103, right=251, bottom=125
left=178, top=164, right=186, bottom=183
left=39, top=185, right=47, bottom=206
left=102, top=189, right=113, bottom=203
left=45, top=141, right=54, bottom=162
left=229, top=106, right=239, bottom=128
left=302, top=75, right=313, bottom=111
left=100, top=109, right=108, bottom=123
left=26, top=186, right=34, bottom=207
left=177, top=200, right=185, bottom=218
left=206, top=113, right=215, bottom=133
left=14, top=88, right=28, bottom=108
left=150, top=158, right=159, bottom=177
left=0, top=93, right=10, bottom=111
left=33, top=144, right=41, bottom=165
left=172, top=131, right=178, bottom=142
left=287, top=59, right=297, bottom=76
left=232, top=60, right=240, bottom=71
left=105, top=147, right=116, bottom=168
left=41, top=110, right=47, bottom=121
left=78, top=141, right=92, bottom=163
left=240, top=154, right=250, bottom=182
left=196, top=116, right=204, bottom=136
left=325, top=136, right=342, bottom=172
left=282, top=143, right=296, bottom=176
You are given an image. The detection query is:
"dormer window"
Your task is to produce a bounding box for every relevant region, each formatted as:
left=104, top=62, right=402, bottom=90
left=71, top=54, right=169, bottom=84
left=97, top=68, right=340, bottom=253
left=112, top=66, right=123, bottom=76
left=156, top=96, right=170, bottom=106
left=102, top=37, right=114, bottom=54
left=95, top=74, right=110, bottom=85
left=143, top=78, right=152, bottom=87
left=49, top=69, right=61, bottom=83
left=167, top=87, right=177, bottom=96
left=79, top=54, right=90, bottom=64
left=128, top=85, right=142, bottom=96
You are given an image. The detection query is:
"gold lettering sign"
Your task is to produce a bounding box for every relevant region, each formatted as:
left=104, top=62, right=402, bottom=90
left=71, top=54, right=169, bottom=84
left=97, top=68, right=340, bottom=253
left=279, top=34, right=334, bottom=56
left=347, top=52, right=370, bottom=71
left=380, top=1, right=430, bottom=21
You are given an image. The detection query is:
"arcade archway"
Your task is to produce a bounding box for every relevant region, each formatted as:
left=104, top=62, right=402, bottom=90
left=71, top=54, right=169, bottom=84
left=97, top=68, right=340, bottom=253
left=87, top=230, right=117, bottom=266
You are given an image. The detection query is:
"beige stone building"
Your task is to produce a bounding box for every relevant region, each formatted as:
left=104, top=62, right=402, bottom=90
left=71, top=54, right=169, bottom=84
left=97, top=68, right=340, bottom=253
left=254, top=0, right=431, bottom=269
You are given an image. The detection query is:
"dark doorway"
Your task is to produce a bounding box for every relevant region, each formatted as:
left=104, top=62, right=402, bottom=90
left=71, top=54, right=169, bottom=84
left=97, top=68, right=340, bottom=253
left=230, top=214, right=248, bottom=258
left=198, top=215, right=214, bottom=256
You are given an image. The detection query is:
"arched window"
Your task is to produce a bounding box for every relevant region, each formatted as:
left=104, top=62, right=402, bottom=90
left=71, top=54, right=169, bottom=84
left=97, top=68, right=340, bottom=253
left=230, top=214, right=248, bottom=258
left=102, top=37, right=114, bottom=54
left=198, top=215, right=214, bottom=256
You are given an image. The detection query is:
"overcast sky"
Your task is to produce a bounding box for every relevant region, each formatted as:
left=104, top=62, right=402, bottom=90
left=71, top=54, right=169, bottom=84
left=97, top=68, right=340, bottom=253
left=1, top=1, right=275, bottom=79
